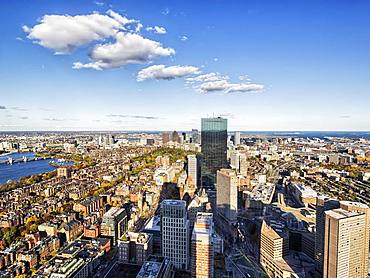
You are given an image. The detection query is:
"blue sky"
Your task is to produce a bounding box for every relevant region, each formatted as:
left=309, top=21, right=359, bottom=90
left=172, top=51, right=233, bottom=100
left=0, top=0, right=369, bottom=131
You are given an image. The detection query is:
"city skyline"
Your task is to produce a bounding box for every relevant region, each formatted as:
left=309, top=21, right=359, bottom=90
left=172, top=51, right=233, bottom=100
left=1, top=0, right=370, bottom=131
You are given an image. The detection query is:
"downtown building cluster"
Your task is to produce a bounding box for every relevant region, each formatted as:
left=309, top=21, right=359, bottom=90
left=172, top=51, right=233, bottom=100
left=0, top=121, right=369, bottom=277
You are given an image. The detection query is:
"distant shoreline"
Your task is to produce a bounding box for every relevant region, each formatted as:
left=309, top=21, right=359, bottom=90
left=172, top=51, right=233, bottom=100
left=0, top=151, right=17, bottom=157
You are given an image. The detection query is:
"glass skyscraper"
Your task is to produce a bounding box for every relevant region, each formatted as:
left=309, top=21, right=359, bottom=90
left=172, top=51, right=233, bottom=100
left=201, top=117, right=228, bottom=189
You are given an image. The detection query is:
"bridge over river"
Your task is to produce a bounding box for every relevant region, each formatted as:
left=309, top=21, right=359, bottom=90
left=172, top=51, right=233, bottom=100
left=0, top=156, right=51, bottom=165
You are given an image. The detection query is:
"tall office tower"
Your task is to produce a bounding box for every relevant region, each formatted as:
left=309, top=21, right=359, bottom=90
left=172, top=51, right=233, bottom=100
left=182, top=132, right=187, bottom=142
left=260, top=220, right=290, bottom=277
left=216, top=169, right=238, bottom=223
left=339, top=201, right=370, bottom=277
left=323, top=208, right=368, bottom=278
left=192, top=129, right=200, bottom=144
left=191, top=213, right=214, bottom=278
left=230, top=152, right=247, bottom=176
left=230, top=152, right=240, bottom=171
left=161, top=200, right=189, bottom=270
left=98, top=134, right=103, bottom=146
left=234, top=131, right=241, bottom=145
left=187, top=154, right=198, bottom=187
left=239, top=154, right=248, bottom=176
left=315, top=196, right=340, bottom=274
left=162, top=132, right=170, bottom=144
left=201, top=117, right=228, bottom=189
left=172, top=131, right=180, bottom=143
left=107, top=134, right=115, bottom=145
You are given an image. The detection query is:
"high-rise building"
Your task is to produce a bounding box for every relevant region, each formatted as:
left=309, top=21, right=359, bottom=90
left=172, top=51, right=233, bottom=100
left=187, top=154, right=198, bottom=187
left=337, top=201, right=370, bottom=277
left=230, top=152, right=239, bottom=171
left=239, top=154, right=248, bottom=176
left=107, top=134, right=115, bottom=145
left=260, top=220, right=290, bottom=277
left=234, top=131, right=241, bottom=145
left=201, top=117, right=228, bottom=189
left=315, top=196, right=340, bottom=274
left=192, top=129, right=200, bottom=144
left=323, top=207, right=368, bottom=278
left=182, top=132, right=187, bottom=142
left=161, top=200, right=189, bottom=270
left=101, top=207, right=128, bottom=245
left=162, top=132, right=170, bottom=144
left=98, top=134, right=104, bottom=146
left=230, top=152, right=247, bottom=176
left=216, top=169, right=238, bottom=223
left=172, top=131, right=180, bottom=143
left=191, top=213, right=214, bottom=278
left=188, top=195, right=207, bottom=228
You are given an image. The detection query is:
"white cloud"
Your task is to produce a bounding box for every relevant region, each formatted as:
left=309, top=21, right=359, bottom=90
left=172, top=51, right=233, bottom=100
left=94, top=1, right=105, bottom=6
left=23, top=10, right=136, bottom=54
left=180, top=35, right=188, bottom=41
left=135, top=23, right=143, bottom=33
left=146, top=26, right=167, bottom=34
left=162, top=8, right=170, bottom=15
left=106, top=10, right=135, bottom=26
left=72, top=62, right=103, bottom=71
left=186, top=72, right=229, bottom=83
left=199, top=80, right=264, bottom=93
left=219, top=112, right=235, bottom=119
left=137, top=64, right=200, bottom=81
left=239, top=74, right=251, bottom=81
left=43, top=118, right=64, bottom=121
left=187, top=72, right=264, bottom=93
left=106, top=114, right=160, bottom=119
left=73, top=32, right=175, bottom=70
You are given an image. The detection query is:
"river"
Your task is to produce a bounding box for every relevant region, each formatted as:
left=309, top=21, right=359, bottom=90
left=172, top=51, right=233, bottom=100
left=0, top=152, right=56, bottom=185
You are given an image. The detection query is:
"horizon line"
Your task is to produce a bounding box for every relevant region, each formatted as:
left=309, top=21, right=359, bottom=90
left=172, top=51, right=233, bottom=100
left=0, top=130, right=369, bottom=133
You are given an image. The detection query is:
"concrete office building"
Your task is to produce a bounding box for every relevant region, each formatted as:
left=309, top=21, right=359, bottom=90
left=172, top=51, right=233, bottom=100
left=260, top=220, right=316, bottom=278
left=100, top=207, right=128, bottom=245
left=234, top=131, right=241, bottom=145
left=201, top=117, right=228, bottom=189
left=315, top=196, right=340, bottom=274
left=230, top=152, right=247, bottom=176
left=191, top=213, right=214, bottom=278
left=162, top=132, right=170, bottom=144
left=259, top=221, right=290, bottom=278
left=137, top=256, right=174, bottom=278
left=323, top=207, right=368, bottom=278
left=160, top=200, right=189, bottom=270
left=118, top=232, right=153, bottom=265
left=172, top=131, right=180, bottom=143
left=187, top=195, right=207, bottom=228
left=216, top=169, right=238, bottom=223
left=192, top=129, right=200, bottom=144
left=315, top=196, right=339, bottom=274
left=187, top=154, right=198, bottom=187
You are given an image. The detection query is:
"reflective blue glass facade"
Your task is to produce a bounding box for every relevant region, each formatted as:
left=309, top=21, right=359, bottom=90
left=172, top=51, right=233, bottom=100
left=201, top=117, right=228, bottom=189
